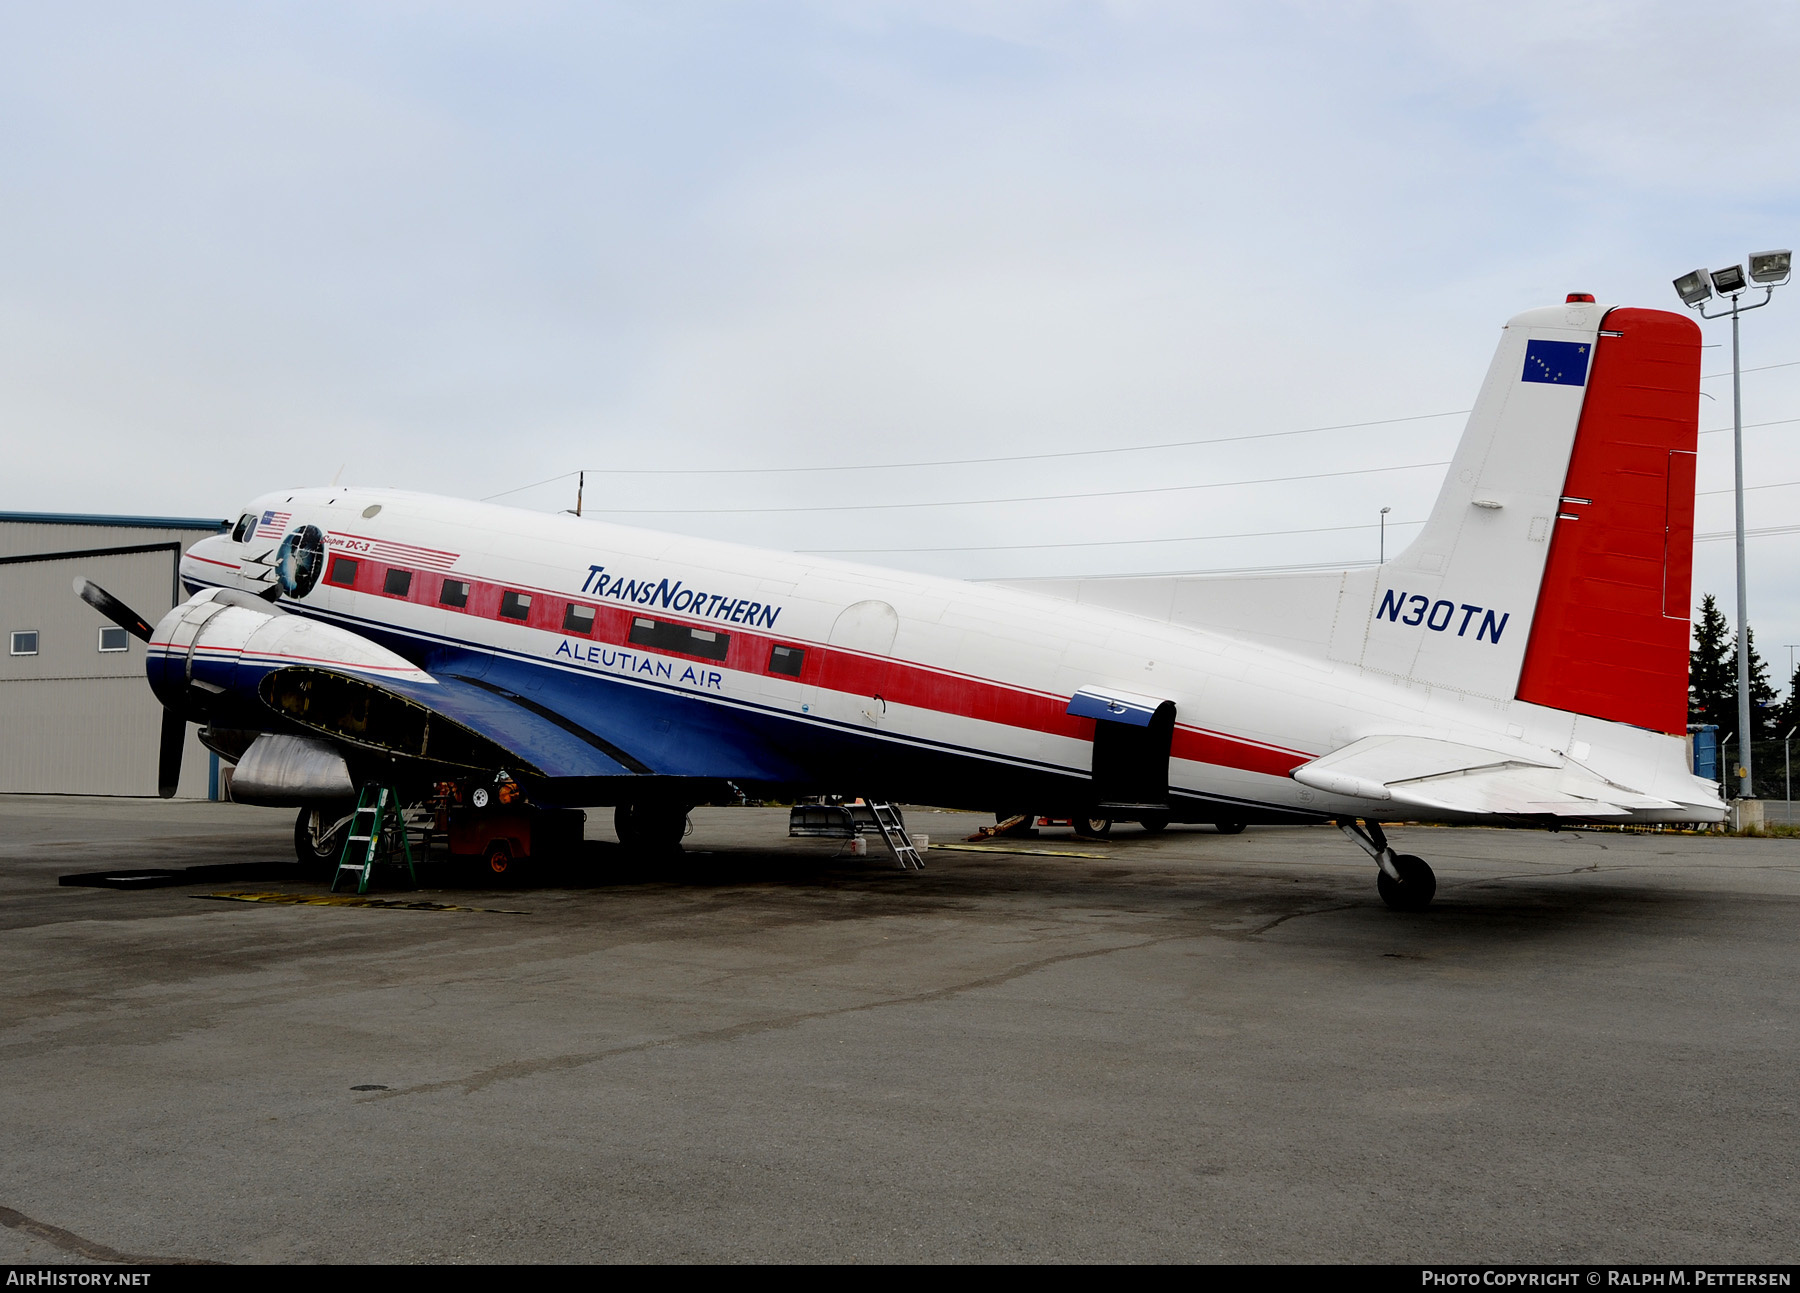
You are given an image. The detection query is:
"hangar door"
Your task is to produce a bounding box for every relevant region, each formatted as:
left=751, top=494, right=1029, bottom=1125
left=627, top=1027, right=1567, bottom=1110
left=1067, top=686, right=1175, bottom=811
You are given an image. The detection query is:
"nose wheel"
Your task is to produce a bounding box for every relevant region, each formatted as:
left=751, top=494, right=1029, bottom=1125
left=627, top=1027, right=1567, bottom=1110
left=1337, top=819, right=1436, bottom=911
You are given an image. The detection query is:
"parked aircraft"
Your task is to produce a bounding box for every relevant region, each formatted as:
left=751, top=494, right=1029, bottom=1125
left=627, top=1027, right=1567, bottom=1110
left=77, top=296, right=1723, bottom=909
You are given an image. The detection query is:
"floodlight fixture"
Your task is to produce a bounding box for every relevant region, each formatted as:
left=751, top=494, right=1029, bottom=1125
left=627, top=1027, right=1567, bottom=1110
left=1711, top=264, right=1749, bottom=295
left=1673, top=269, right=1712, bottom=307
left=1748, top=249, right=1791, bottom=285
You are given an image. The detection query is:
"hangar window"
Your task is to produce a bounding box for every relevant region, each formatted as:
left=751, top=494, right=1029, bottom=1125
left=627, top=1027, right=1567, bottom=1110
left=628, top=616, right=731, bottom=662
left=383, top=568, right=413, bottom=597
left=439, top=578, right=470, bottom=608
left=500, top=591, right=533, bottom=621
left=327, top=556, right=359, bottom=587
left=767, top=645, right=805, bottom=677
left=98, top=627, right=130, bottom=653
left=10, top=630, right=38, bottom=656
left=563, top=603, right=597, bottom=634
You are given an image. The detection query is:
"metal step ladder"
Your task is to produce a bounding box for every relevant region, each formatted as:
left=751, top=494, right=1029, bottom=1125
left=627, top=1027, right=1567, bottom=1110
left=331, top=786, right=417, bottom=894
left=865, top=800, right=924, bottom=871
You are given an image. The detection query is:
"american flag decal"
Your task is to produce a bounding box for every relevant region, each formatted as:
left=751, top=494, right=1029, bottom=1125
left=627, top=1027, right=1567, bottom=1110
left=327, top=531, right=460, bottom=572
left=254, top=510, right=291, bottom=539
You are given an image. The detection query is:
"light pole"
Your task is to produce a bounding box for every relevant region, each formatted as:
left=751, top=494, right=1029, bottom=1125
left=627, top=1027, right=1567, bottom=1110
left=1379, top=506, right=1391, bottom=564
left=1674, top=250, right=1791, bottom=801
left=1786, top=726, right=1796, bottom=818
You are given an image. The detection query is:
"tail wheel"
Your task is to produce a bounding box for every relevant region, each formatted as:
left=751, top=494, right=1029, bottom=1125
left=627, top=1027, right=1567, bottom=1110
left=1073, top=816, right=1113, bottom=839
left=484, top=840, right=514, bottom=876
left=1377, top=854, right=1436, bottom=912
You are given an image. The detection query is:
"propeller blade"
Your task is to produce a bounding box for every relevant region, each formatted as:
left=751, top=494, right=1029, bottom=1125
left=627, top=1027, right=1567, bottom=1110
left=158, top=710, right=186, bottom=800
left=73, top=578, right=155, bottom=642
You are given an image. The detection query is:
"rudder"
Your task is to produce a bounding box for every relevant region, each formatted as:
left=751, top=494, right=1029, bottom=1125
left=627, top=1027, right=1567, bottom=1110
left=1514, top=307, right=1700, bottom=734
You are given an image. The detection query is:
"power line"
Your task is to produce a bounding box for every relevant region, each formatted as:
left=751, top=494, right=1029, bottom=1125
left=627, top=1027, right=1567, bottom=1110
left=1700, top=415, right=1800, bottom=437
left=480, top=408, right=1471, bottom=499
left=1698, top=477, right=1800, bottom=497
left=477, top=364, right=1798, bottom=505
left=590, top=460, right=1451, bottom=516
left=814, top=477, right=1800, bottom=555
left=1703, top=359, right=1800, bottom=379
left=801, top=517, right=1426, bottom=556
left=485, top=406, right=1800, bottom=506
left=988, top=523, right=1799, bottom=584
left=1697, top=522, right=1800, bottom=542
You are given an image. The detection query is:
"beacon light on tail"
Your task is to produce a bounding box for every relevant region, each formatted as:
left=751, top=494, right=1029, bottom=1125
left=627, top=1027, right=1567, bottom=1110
left=75, top=296, right=1725, bottom=910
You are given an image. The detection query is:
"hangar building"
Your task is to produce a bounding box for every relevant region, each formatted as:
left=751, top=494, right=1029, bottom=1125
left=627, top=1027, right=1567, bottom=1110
left=1, top=512, right=227, bottom=797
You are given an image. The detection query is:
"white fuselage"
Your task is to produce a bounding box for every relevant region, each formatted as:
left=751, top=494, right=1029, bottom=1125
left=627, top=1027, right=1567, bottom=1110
left=183, top=486, right=1716, bottom=823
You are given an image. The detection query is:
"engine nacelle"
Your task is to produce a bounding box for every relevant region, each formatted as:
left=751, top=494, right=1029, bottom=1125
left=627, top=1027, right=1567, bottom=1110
left=147, top=589, right=432, bottom=726
left=230, top=733, right=357, bottom=805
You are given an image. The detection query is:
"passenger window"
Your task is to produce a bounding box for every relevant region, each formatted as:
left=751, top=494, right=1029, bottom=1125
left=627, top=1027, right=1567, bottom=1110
left=767, top=645, right=805, bottom=677
left=439, top=579, right=470, bottom=608
left=500, top=591, right=532, bottom=621
left=327, top=556, right=359, bottom=587
left=563, top=604, right=597, bottom=634
left=383, top=568, right=413, bottom=597
left=628, top=616, right=731, bottom=662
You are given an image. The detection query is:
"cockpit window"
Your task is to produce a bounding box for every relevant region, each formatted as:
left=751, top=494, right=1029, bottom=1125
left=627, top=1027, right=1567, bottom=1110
left=231, top=513, right=254, bottom=543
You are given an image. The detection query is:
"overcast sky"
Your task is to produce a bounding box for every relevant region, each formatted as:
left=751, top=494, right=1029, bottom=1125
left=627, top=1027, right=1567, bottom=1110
left=5, top=2, right=1798, bottom=686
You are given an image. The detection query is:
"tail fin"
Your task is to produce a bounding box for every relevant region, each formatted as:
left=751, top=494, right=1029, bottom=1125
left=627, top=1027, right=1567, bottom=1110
left=995, top=300, right=1701, bottom=736
left=1356, top=302, right=1699, bottom=729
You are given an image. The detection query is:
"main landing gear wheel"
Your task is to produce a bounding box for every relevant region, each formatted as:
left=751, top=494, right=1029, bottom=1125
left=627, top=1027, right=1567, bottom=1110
left=1213, top=820, right=1246, bottom=835
left=1137, top=812, right=1170, bottom=835
left=294, top=804, right=353, bottom=872
left=615, top=802, right=690, bottom=853
left=1073, top=816, right=1113, bottom=840
left=1377, top=853, right=1436, bottom=912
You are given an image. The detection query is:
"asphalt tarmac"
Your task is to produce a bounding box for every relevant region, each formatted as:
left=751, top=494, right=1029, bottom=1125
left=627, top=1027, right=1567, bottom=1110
left=2, top=796, right=1796, bottom=1264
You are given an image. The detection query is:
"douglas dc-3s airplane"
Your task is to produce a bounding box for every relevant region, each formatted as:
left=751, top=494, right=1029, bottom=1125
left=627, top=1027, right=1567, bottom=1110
left=76, top=296, right=1725, bottom=910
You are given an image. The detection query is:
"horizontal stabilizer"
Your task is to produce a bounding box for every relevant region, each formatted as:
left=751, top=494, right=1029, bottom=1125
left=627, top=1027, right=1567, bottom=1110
left=1292, top=734, right=1679, bottom=819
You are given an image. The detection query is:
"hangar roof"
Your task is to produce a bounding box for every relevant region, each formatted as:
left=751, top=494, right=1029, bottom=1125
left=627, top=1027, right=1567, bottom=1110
left=0, top=511, right=228, bottom=531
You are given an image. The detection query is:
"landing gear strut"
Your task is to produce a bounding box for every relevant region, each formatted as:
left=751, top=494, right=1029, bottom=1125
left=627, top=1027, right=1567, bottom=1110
left=1337, top=818, right=1436, bottom=912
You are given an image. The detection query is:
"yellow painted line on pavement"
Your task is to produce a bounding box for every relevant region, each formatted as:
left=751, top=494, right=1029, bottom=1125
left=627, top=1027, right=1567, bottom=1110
left=194, top=891, right=528, bottom=914
left=932, top=843, right=1113, bottom=860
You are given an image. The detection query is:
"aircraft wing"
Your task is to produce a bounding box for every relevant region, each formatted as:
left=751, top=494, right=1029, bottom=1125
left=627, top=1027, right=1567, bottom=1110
left=260, top=664, right=647, bottom=780
left=1291, top=734, right=1682, bottom=818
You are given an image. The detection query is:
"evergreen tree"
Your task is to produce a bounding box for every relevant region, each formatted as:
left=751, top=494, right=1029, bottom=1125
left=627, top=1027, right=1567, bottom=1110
left=1776, top=663, right=1800, bottom=741
left=1736, top=625, right=1779, bottom=741
left=1689, top=594, right=1733, bottom=731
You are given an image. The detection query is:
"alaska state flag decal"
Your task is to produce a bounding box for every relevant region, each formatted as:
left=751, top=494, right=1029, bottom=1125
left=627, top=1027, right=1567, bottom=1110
left=1521, top=339, right=1590, bottom=386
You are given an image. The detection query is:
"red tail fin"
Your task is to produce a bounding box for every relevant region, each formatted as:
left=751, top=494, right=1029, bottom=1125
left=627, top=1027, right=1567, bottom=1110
left=1514, top=307, right=1700, bottom=734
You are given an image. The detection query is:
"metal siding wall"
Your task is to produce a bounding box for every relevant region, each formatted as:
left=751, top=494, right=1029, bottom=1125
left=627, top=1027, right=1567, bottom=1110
left=0, top=530, right=220, bottom=796
left=0, top=522, right=219, bottom=560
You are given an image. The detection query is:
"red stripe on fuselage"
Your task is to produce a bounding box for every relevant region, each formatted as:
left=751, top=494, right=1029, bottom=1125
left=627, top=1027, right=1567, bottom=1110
left=315, top=553, right=1316, bottom=780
